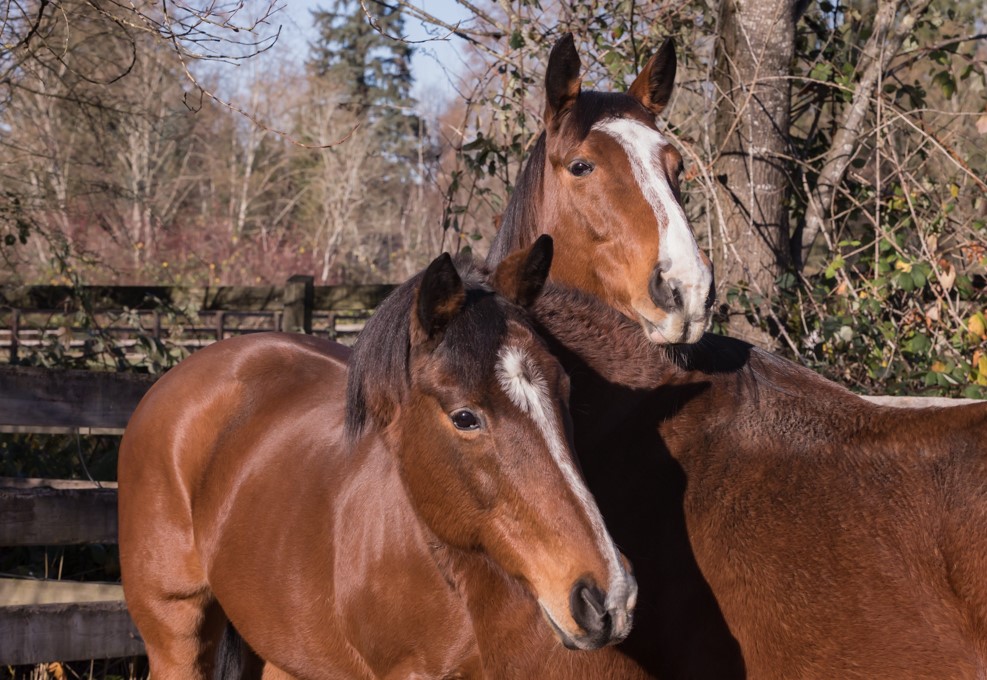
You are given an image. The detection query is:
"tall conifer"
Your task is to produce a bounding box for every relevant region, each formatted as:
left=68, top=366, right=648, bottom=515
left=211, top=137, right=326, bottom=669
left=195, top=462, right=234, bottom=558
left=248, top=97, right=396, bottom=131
left=308, top=0, right=420, bottom=164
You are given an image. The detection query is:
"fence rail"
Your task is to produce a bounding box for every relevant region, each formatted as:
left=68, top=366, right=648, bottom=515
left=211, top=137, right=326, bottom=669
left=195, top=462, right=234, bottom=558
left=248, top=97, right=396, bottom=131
left=0, top=579, right=142, bottom=667
left=0, top=278, right=395, bottom=364
left=0, top=366, right=153, bottom=667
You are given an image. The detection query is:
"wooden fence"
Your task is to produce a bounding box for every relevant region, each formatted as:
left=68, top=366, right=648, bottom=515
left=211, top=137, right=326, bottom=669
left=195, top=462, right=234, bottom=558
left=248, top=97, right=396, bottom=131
left=0, top=368, right=152, bottom=666
left=0, top=277, right=395, bottom=364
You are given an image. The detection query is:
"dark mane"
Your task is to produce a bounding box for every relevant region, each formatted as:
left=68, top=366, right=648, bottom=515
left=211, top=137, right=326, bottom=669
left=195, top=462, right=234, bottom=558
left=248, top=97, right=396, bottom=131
left=345, top=255, right=508, bottom=442
left=486, top=90, right=653, bottom=269
left=487, top=132, right=546, bottom=268
left=345, top=269, right=418, bottom=442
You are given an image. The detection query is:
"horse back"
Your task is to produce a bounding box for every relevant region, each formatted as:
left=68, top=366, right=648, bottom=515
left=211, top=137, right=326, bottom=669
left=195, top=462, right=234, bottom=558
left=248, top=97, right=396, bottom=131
left=686, top=389, right=987, bottom=677
left=588, top=345, right=987, bottom=678
left=120, top=332, right=350, bottom=513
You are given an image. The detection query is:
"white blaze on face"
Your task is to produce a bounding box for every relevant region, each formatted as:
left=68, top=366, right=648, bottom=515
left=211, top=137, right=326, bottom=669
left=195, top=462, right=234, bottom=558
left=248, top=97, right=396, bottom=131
left=495, top=345, right=632, bottom=623
left=594, top=117, right=713, bottom=341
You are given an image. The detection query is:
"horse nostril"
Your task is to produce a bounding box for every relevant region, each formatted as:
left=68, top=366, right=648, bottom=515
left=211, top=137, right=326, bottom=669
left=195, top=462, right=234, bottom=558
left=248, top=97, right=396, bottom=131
left=570, top=578, right=612, bottom=642
left=649, top=266, right=683, bottom=311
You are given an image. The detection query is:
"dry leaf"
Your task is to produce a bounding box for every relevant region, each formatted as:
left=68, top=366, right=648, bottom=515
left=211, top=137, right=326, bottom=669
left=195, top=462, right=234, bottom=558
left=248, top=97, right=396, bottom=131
left=938, top=262, right=956, bottom=291
left=977, top=114, right=987, bottom=135
left=969, top=313, right=987, bottom=339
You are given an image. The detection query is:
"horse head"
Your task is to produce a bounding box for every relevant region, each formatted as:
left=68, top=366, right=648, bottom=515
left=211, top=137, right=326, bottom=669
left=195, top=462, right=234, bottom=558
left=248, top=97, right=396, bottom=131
left=348, top=236, right=637, bottom=650
left=491, top=34, right=715, bottom=345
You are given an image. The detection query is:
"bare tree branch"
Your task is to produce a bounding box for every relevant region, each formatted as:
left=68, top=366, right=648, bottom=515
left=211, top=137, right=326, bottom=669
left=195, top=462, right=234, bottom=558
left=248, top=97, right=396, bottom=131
left=800, top=0, right=934, bottom=265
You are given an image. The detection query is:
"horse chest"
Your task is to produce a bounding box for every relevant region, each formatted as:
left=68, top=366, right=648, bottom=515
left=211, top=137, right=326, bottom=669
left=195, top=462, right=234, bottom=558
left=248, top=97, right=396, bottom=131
left=335, top=564, right=478, bottom=678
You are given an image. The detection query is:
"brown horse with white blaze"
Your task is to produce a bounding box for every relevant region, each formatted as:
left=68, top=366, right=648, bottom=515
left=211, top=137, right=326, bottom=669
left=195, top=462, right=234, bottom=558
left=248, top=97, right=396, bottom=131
left=492, top=34, right=987, bottom=679
left=118, top=238, right=638, bottom=679
left=487, top=33, right=714, bottom=345
left=530, top=285, right=987, bottom=679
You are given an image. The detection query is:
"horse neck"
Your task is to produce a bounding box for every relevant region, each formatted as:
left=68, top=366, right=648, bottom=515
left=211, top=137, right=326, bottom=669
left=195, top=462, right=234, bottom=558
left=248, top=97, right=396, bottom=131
left=529, top=285, right=921, bottom=459
left=532, top=287, right=686, bottom=390
left=432, top=549, right=546, bottom=673
left=530, top=287, right=769, bottom=450
left=486, top=133, right=547, bottom=268
left=343, top=432, right=410, bottom=519
left=342, top=431, right=448, bottom=561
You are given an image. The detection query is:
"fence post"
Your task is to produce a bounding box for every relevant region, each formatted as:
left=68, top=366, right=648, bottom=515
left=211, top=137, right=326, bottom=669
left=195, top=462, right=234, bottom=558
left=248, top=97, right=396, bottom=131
left=283, top=275, right=314, bottom=334
left=10, top=310, right=18, bottom=364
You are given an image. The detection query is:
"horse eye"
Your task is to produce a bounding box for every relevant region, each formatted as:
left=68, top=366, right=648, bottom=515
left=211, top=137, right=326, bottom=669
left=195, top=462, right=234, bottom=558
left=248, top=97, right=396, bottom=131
left=568, top=160, right=594, bottom=177
left=451, top=409, right=480, bottom=431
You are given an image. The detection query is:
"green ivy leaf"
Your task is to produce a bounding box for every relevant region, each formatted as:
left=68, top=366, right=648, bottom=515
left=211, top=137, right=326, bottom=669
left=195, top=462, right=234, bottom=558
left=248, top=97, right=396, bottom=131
left=776, top=272, right=797, bottom=290
left=809, top=63, right=833, bottom=81
left=963, top=385, right=986, bottom=399
left=824, top=254, right=845, bottom=279
left=911, top=267, right=927, bottom=288
left=932, top=70, right=956, bottom=99
left=895, top=271, right=915, bottom=291
left=905, top=333, right=931, bottom=353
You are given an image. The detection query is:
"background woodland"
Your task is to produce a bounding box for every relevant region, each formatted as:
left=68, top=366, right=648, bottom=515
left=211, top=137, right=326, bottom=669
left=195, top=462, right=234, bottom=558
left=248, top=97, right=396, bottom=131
left=1, top=0, right=986, bottom=397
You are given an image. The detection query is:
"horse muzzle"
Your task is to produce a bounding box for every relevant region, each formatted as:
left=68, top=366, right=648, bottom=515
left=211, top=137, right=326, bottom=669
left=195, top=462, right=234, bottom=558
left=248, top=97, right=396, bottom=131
left=637, top=261, right=715, bottom=345
left=637, top=308, right=710, bottom=345
left=541, top=573, right=638, bottom=651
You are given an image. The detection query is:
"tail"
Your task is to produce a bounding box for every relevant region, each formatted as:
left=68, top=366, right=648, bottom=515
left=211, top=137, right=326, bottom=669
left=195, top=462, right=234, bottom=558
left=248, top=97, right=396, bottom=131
left=214, top=622, right=263, bottom=680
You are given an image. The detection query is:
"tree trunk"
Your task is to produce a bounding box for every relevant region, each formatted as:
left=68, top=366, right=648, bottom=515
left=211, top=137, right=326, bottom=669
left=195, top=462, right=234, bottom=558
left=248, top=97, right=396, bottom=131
left=711, top=0, right=800, bottom=347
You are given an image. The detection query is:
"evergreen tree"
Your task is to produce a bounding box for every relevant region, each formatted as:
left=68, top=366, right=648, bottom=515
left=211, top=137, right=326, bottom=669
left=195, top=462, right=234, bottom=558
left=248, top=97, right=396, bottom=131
left=305, top=1, right=439, bottom=280
left=308, top=0, right=420, bottom=163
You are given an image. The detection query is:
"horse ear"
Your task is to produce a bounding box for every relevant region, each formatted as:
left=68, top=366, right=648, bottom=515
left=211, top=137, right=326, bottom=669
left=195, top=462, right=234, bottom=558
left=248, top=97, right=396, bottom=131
left=628, top=38, right=676, bottom=115
left=492, top=235, right=554, bottom=308
left=544, top=34, right=581, bottom=128
left=413, top=253, right=465, bottom=345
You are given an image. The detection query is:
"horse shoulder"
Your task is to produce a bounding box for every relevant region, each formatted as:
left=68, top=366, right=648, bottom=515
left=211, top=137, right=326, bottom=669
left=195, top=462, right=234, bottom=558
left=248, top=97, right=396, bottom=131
left=209, top=430, right=475, bottom=679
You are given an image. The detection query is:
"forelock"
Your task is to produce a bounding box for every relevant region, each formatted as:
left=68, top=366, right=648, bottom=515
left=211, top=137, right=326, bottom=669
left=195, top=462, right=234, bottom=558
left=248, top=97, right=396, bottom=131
left=436, top=290, right=509, bottom=392
left=569, top=91, right=652, bottom=139
left=346, top=267, right=516, bottom=441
